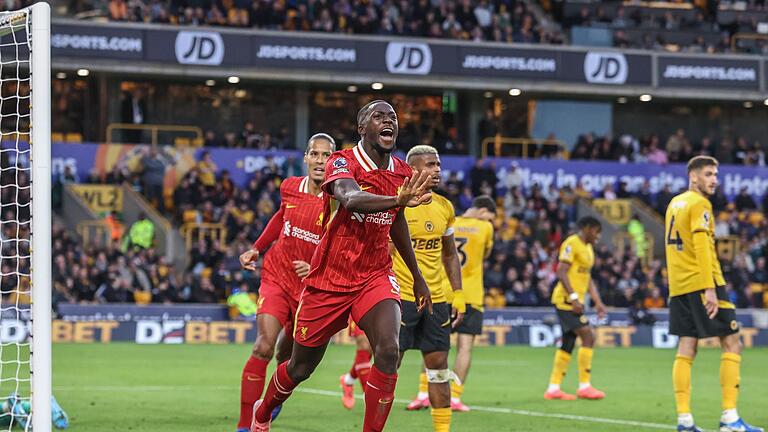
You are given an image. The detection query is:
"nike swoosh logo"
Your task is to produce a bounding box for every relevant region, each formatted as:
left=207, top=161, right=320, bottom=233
left=287, top=204, right=297, bottom=209
left=361, top=186, right=372, bottom=191
left=246, top=376, right=263, bottom=382
left=441, top=319, right=451, bottom=327
left=378, top=398, right=393, bottom=405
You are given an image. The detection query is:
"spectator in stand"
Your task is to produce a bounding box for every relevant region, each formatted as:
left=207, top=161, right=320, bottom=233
left=734, top=187, right=758, bottom=211
left=197, top=151, right=218, bottom=188
left=141, top=147, right=166, bottom=212
left=122, top=212, right=155, bottom=251
left=646, top=136, right=668, bottom=165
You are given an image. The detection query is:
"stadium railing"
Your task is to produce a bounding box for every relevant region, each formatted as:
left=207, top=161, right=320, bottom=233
left=106, top=123, right=203, bottom=146
left=480, top=136, right=568, bottom=158
left=180, top=222, right=228, bottom=251
left=76, top=220, right=112, bottom=247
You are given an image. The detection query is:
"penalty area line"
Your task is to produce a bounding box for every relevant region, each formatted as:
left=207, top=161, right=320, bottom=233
left=296, top=387, right=675, bottom=431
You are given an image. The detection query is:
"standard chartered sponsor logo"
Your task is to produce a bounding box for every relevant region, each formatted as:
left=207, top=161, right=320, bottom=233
left=256, top=44, right=356, bottom=62
left=51, top=34, right=142, bottom=52
left=462, top=55, right=556, bottom=72
left=662, top=65, right=756, bottom=82
left=290, top=226, right=320, bottom=245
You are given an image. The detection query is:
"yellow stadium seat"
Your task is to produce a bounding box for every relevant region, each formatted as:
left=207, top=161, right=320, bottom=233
left=64, top=132, right=83, bottom=143
left=182, top=210, right=199, bottom=224
left=51, top=132, right=64, bottom=142
left=134, top=290, right=152, bottom=305
left=174, top=137, right=191, bottom=147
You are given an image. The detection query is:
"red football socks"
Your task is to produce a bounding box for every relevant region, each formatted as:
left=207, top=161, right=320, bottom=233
left=363, top=365, right=398, bottom=432
left=238, top=356, right=269, bottom=429
left=351, top=349, right=372, bottom=390
left=254, top=361, right=296, bottom=423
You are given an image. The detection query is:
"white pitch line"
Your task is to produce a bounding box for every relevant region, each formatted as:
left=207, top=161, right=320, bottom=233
left=294, top=387, right=675, bottom=431
left=54, top=384, right=677, bottom=431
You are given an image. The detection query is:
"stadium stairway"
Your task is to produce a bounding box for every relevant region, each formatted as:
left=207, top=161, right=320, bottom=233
left=578, top=198, right=664, bottom=261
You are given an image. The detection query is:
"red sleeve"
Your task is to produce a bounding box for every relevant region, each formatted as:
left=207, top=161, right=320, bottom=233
left=252, top=204, right=284, bottom=252
left=321, top=153, right=356, bottom=195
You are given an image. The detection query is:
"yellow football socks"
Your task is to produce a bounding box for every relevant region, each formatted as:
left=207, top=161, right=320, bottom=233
left=419, top=372, right=428, bottom=394
left=431, top=407, right=452, bottom=432
left=451, top=381, right=464, bottom=400
left=578, top=347, right=594, bottom=385
left=673, top=354, right=693, bottom=414
left=720, top=353, right=741, bottom=410
left=549, top=349, right=572, bottom=385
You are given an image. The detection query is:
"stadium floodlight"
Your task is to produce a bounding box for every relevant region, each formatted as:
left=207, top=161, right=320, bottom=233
left=205, top=79, right=215, bottom=86
left=0, top=3, right=52, bottom=431
left=76, top=68, right=89, bottom=77
left=55, top=72, right=66, bottom=80
left=347, top=85, right=358, bottom=93
left=639, top=94, right=652, bottom=102
left=228, top=76, right=240, bottom=84
left=743, top=101, right=753, bottom=109
left=763, top=98, right=768, bottom=106
left=508, top=88, right=522, bottom=96
left=483, top=91, right=493, bottom=98
left=371, top=82, right=384, bottom=90
left=617, top=97, right=627, bottom=104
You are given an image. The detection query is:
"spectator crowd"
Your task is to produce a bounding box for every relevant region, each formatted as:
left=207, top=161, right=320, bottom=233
left=46, top=146, right=768, bottom=314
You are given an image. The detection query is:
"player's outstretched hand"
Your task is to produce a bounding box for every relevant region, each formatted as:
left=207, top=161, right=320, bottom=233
left=239, top=249, right=259, bottom=271
left=293, top=260, right=311, bottom=279
left=396, top=170, right=433, bottom=207
left=704, top=287, right=719, bottom=319
left=595, top=302, right=607, bottom=319
left=571, top=299, right=584, bottom=315
left=413, top=276, right=433, bottom=315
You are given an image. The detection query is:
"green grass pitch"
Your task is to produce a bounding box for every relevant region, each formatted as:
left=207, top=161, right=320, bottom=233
left=40, top=344, right=768, bottom=431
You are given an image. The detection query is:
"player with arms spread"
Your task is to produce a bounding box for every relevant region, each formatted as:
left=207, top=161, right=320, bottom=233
left=393, top=145, right=465, bottom=432
left=250, top=100, right=433, bottom=432
left=544, top=216, right=607, bottom=401
left=666, top=156, right=762, bottom=432
left=235, top=133, right=335, bottom=431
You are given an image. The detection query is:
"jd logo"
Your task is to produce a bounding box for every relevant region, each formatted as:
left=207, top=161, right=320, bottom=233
left=386, top=42, right=432, bottom=75
left=175, top=31, right=224, bottom=65
left=583, top=52, right=627, bottom=84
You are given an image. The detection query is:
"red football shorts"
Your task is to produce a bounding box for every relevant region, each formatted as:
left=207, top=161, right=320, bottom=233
left=294, top=272, right=401, bottom=347
left=257, top=281, right=300, bottom=327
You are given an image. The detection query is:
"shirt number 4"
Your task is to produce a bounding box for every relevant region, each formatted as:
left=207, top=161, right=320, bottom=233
left=667, top=215, right=683, bottom=251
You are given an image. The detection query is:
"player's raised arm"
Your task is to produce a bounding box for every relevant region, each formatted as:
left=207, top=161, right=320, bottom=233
left=441, top=233, right=465, bottom=328
left=329, top=171, right=432, bottom=214
left=390, top=208, right=432, bottom=313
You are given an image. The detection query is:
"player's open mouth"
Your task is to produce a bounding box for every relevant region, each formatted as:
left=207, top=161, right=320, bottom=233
left=313, top=167, right=324, bottom=174
left=379, top=128, right=394, bottom=140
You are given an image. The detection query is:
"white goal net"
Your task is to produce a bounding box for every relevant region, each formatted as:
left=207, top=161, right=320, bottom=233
left=0, top=4, right=50, bottom=432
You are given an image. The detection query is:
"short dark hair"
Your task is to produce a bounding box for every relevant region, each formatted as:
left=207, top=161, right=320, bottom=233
left=472, top=195, right=496, bottom=213
left=577, top=216, right=602, bottom=230
left=357, top=100, right=389, bottom=127
left=306, top=133, right=336, bottom=152
left=687, top=155, right=718, bottom=174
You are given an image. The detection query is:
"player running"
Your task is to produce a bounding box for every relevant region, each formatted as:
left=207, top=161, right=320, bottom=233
left=394, top=145, right=465, bottom=432
left=235, top=133, right=335, bottom=432
left=339, top=321, right=372, bottom=409
left=448, top=196, right=495, bottom=412
left=544, top=216, right=607, bottom=401
left=250, top=100, right=433, bottom=432
left=666, top=156, right=763, bottom=432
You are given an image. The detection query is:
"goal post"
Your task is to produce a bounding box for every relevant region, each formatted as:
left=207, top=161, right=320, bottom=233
left=0, top=2, right=51, bottom=431
left=30, top=2, right=51, bottom=432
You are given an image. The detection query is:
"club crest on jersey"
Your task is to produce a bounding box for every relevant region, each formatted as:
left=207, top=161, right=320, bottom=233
left=579, top=315, right=588, bottom=324
left=730, top=320, right=739, bottom=331
left=562, top=245, right=573, bottom=259
left=702, top=211, right=710, bottom=228
left=283, top=221, right=292, bottom=237
left=425, top=221, right=434, bottom=232
left=299, top=326, right=309, bottom=340
left=333, top=158, right=348, bottom=168
left=316, top=212, right=324, bottom=226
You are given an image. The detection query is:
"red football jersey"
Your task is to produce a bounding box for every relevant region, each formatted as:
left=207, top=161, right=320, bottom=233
left=303, top=144, right=412, bottom=292
left=261, top=176, right=324, bottom=298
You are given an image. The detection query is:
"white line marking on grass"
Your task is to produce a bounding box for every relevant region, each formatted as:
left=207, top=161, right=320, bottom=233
left=295, top=388, right=676, bottom=431
left=54, top=385, right=677, bottom=431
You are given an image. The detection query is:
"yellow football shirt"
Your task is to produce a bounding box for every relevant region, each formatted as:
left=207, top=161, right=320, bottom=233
left=392, top=194, right=455, bottom=304
left=454, top=216, right=494, bottom=310
left=551, top=234, right=594, bottom=311
left=665, top=190, right=725, bottom=297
